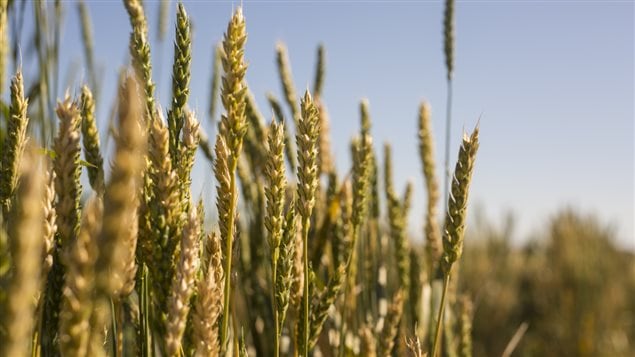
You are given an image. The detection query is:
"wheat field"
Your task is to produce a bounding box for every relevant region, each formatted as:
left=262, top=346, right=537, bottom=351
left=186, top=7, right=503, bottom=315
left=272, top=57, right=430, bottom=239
left=0, top=1, right=633, bottom=357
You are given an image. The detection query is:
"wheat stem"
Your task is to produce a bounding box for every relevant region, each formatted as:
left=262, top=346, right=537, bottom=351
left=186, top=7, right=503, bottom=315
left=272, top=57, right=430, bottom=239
left=432, top=273, right=451, bottom=357
left=217, top=7, right=248, bottom=349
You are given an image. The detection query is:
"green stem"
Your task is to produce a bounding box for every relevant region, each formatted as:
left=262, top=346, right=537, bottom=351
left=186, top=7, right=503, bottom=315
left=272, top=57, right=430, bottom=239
left=220, top=161, right=239, bottom=352
left=302, top=219, right=310, bottom=356
left=110, top=298, right=118, bottom=357
left=272, top=253, right=280, bottom=357
left=140, top=265, right=151, bottom=357
left=432, top=273, right=451, bottom=357
left=338, top=225, right=359, bottom=356
left=443, top=80, right=453, bottom=212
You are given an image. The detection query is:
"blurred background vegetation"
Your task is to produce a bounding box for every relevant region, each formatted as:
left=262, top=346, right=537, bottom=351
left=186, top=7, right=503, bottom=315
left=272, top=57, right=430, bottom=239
left=459, top=208, right=634, bottom=356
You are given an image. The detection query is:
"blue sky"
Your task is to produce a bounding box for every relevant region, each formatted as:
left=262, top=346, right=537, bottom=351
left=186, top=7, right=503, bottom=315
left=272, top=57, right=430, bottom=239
left=16, top=0, right=634, bottom=248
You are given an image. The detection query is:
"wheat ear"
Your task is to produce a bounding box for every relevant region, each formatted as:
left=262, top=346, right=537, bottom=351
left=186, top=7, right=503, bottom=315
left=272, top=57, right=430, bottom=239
left=217, top=7, right=248, bottom=349
left=267, top=92, right=297, bottom=172
left=165, top=207, right=201, bottom=356
left=275, top=42, right=301, bottom=129
left=458, top=295, right=473, bottom=357
left=0, top=0, right=8, bottom=96
left=418, top=101, right=442, bottom=275
left=124, top=0, right=155, bottom=117
left=384, top=143, right=411, bottom=296
left=59, top=197, right=101, bottom=357
left=193, top=232, right=224, bottom=356
left=1, top=149, right=44, bottom=357
left=295, top=90, right=320, bottom=356
left=209, top=43, right=222, bottom=122
left=54, top=95, right=83, bottom=248
left=379, top=292, right=404, bottom=357
left=95, top=74, right=145, bottom=297
left=265, top=119, right=287, bottom=357
left=0, top=71, right=30, bottom=216
left=313, top=44, right=326, bottom=98
left=80, top=85, right=105, bottom=194
left=432, top=127, right=479, bottom=357
left=146, top=110, right=182, bottom=333
left=167, top=2, right=192, bottom=163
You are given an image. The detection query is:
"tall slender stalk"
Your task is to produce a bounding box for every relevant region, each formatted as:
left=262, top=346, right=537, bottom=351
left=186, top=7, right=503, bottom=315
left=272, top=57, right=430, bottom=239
left=295, top=91, right=320, bottom=356
left=265, top=120, right=286, bottom=357
left=217, top=7, right=248, bottom=349
left=431, top=128, right=479, bottom=357
left=442, top=0, right=455, bottom=211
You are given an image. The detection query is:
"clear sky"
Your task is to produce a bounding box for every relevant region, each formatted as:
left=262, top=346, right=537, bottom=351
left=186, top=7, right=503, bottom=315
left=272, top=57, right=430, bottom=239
left=16, top=0, right=634, bottom=249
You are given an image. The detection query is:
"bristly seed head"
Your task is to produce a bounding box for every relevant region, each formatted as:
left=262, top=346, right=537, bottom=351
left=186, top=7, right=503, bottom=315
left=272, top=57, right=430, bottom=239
left=440, top=127, right=479, bottom=275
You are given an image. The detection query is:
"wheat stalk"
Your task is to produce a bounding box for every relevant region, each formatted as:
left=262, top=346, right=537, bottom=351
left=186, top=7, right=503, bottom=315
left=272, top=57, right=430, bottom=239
left=147, top=110, right=182, bottom=334
left=1, top=71, right=30, bottom=217
left=41, top=167, right=57, bottom=289
left=1, top=149, right=44, bottom=357
left=59, top=197, right=101, bottom=357
left=95, top=73, right=145, bottom=298
left=295, top=90, right=320, bottom=356
left=313, top=44, right=326, bottom=98
left=77, top=0, right=98, bottom=96
left=457, top=295, right=473, bottom=357
left=158, top=0, right=169, bottom=42
left=275, top=42, right=301, bottom=129
left=209, top=43, right=222, bottom=122
left=217, top=7, right=249, bottom=349
left=384, top=143, right=411, bottom=296
left=165, top=207, right=201, bottom=356
left=265, top=119, right=287, bottom=356
left=267, top=92, right=297, bottom=172
left=80, top=85, right=105, bottom=194
left=178, top=110, right=200, bottom=212
left=167, top=2, right=192, bottom=164
left=0, top=0, right=8, bottom=97
left=124, top=0, right=155, bottom=117
left=442, top=0, right=455, bottom=217
left=432, top=127, right=479, bottom=357
left=379, top=292, right=404, bottom=357
left=418, top=101, right=442, bottom=276
left=54, top=95, right=83, bottom=248
left=316, top=99, right=333, bottom=175
left=192, top=232, right=224, bottom=357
